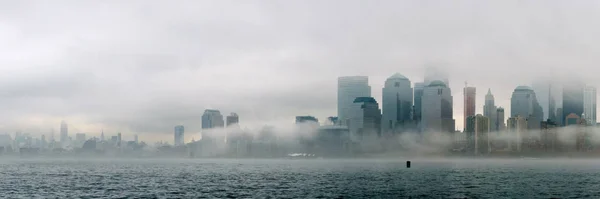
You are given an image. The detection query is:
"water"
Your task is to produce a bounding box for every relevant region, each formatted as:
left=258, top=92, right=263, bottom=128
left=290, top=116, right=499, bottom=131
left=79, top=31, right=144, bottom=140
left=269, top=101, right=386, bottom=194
left=1, top=158, right=600, bottom=198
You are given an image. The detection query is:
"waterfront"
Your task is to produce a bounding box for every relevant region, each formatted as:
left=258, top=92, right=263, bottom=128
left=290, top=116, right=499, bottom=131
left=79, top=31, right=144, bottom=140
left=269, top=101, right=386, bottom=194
left=1, top=158, right=600, bottom=198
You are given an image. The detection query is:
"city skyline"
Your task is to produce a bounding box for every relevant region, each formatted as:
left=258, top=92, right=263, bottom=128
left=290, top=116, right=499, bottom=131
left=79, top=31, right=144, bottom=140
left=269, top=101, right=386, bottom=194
left=3, top=1, right=600, bottom=138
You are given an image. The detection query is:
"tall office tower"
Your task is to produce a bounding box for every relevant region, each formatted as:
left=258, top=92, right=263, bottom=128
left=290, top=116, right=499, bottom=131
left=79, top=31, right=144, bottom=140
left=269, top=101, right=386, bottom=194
left=349, top=97, right=382, bottom=139
left=337, top=76, right=371, bottom=126
left=424, top=65, right=449, bottom=86
left=463, top=86, right=476, bottom=130
left=174, top=125, right=184, bottom=146
left=583, top=85, right=597, bottom=125
left=100, top=130, right=105, bottom=142
left=413, top=82, right=425, bottom=124
left=421, top=80, right=455, bottom=133
left=507, top=116, right=527, bottom=152
left=117, top=132, right=122, bottom=147
left=510, top=86, right=544, bottom=128
left=562, top=81, right=584, bottom=126
left=60, top=121, right=68, bottom=148
left=202, top=109, right=225, bottom=129
left=226, top=113, right=239, bottom=126
left=465, top=114, right=490, bottom=155
left=496, top=107, right=505, bottom=131
left=381, top=73, right=413, bottom=134
left=483, top=89, right=498, bottom=131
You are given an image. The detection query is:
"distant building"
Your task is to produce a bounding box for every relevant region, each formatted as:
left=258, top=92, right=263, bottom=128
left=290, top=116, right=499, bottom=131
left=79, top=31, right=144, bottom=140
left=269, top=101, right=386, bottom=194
left=117, top=132, right=122, bottom=147
left=110, top=136, right=118, bottom=146
left=507, top=116, right=527, bottom=152
left=75, top=133, right=86, bottom=148
left=565, top=113, right=584, bottom=126
left=134, top=135, right=138, bottom=144
left=202, top=109, right=224, bottom=129
left=413, top=82, right=425, bottom=125
left=562, top=81, right=584, bottom=126
left=295, top=116, right=319, bottom=124
left=465, top=114, right=490, bottom=155
left=421, top=80, right=455, bottom=133
left=496, top=107, right=506, bottom=132
left=60, top=121, right=68, bottom=148
left=510, top=86, right=543, bottom=129
left=381, top=73, right=413, bottom=134
left=583, top=85, right=597, bottom=125
left=463, top=86, right=476, bottom=131
left=174, top=125, right=185, bottom=146
left=349, top=97, right=382, bottom=139
left=483, top=89, right=498, bottom=132
left=226, top=113, right=239, bottom=126
left=540, top=120, right=558, bottom=152
left=337, top=76, right=371, bottom=126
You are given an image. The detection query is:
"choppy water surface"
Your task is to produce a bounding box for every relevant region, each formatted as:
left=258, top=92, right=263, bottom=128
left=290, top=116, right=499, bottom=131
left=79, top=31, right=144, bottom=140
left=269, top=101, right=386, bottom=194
left=1, top=158, right=600, bottom=198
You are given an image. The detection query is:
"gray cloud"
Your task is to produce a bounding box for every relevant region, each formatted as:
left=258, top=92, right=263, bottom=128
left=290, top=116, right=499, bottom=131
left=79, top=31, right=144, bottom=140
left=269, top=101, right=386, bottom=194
left=1, top=0, right=599, bottom=141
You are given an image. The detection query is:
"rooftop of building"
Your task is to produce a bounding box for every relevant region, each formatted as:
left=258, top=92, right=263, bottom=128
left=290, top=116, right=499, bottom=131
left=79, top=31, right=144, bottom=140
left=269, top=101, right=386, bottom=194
left=427, top=80, right=447, bottom=87
left=353, top=97, right=377, bottom=103
left=387, top=73, right=409, bottom=80
left=514, top=85, right=533, bottom=91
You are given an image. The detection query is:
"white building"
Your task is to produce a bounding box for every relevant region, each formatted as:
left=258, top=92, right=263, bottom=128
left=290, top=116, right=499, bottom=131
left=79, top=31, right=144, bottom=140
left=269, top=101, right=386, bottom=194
left=421, top=80, right=455, bottom=133
left=381, top=73, right=413, bottom=134
left=337, top=76, right=371, bottom=126
left=583, top=85, right=597, bottom=125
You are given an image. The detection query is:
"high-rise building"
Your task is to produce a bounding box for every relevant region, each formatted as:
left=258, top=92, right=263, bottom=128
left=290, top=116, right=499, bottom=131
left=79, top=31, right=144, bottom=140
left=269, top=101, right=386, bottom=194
left=337, top=76, right=371, bottom=126
left=226, top=113, right=239, bottom=126
left=60, top=121, right=68, bottom=148
left=381, top=73, right=413, bottom=134
left=562, top=81, right=584, bottom=126
left=348, top=97, right=382, bottom=139
left=496, top=107, right=505, bottom=132
left=583, top=85, right=597, bottom=125
left=483, top=89, right=498, bottom=132
left=463, top=86, right=476, bottom=130
left=510, top=86, right=544, bottom=128
left=421, top=80, right=455, bottom=133
left=174, top=125, right=185, bottom=146
left=117, top=132, right=122, bottom=147
left=100, top=130, right=105, bottom=142
left=413, top=82, right=425, bottom=125
left=202, top=109, right=225, bottom=129
left=465, top=114, right=490, bottom=155
left=507, top=116, right=527, bottom=152
left=75, top=133, right=86, bottom=148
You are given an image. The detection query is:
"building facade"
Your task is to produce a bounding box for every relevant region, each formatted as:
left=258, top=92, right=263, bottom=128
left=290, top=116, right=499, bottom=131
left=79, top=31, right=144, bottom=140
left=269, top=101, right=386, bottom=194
left=507, top=116, right=527, bottom=152
left=381, top=73, right=413, bottom=134
left=510, top=85, right=544, bottom=128
left=413, top=82, right=425, bottom=126
left=421, top=80, right=455, bottom=133
left=202, top=109, right=225, bottom=129
left=174, top=125, right=185, bottom=146
left=226, top=113, right=239, bottom=126
left=337, top=76, right=371, bottom=126
left=562, top=81, right=584, bottom=126
left=349, top=97, right=382, bottom=139
left=483, top=89, right=498, bottom=132
left=465, top=114, right=490, bottom=155
left=583, top=85, right=597, bottom=125
left=463, top=86, right=476, bottom=131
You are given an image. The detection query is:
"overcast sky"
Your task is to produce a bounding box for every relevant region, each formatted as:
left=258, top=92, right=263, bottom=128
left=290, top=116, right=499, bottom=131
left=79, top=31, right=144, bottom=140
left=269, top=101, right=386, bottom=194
left=1, top=1, right=599, bottom=141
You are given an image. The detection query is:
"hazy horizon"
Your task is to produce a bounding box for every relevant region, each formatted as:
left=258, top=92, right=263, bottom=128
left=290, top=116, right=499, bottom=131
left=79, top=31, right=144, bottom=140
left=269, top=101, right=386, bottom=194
left=2, top=1, right=600, bottom=142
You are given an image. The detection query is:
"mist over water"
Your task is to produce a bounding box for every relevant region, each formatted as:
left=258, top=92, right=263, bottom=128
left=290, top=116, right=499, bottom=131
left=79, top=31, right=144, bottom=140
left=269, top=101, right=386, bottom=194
left=2, top=158, right=600, bottom=198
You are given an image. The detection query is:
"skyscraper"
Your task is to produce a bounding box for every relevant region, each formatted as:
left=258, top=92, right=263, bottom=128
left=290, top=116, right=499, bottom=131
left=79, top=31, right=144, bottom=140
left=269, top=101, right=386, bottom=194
left=421, top=80, right=455, bottom=133
left=100, top=130, right=105, bottom=142
left=465, top=114, right=490, bottom=155
left=381, top=73, right=413, bottom=134
left=463, top=86, right=476, bottom=130
left=507, top=116, right=527, bottom=152
left=349, top=97, right=382, bottom=139
left=202, top=109, right=225, bottom=129
left=60, top=121, right=68, bottom=148
left=583, top=85, right=597, bottom=125
left=483, top=89, right=497, bottom=131
left=117, top=132, right=122, bottom=147
left=413, top=82, right=425, bottom=124
left=562, top=81, right=584, bottom=125
left=174, top=125, right=184, bottom=146
left=226, top=113, right=239, bottom=126
left=337, top=76, right=371, bottom=126
left=496, top=107, right=505, bottom=131
left=510, top=86, right=543, bottom=128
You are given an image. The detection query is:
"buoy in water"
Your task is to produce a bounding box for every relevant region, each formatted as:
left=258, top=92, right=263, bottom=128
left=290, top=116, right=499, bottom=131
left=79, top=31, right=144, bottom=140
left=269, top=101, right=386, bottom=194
left=406, top=161, right=411, bottom=168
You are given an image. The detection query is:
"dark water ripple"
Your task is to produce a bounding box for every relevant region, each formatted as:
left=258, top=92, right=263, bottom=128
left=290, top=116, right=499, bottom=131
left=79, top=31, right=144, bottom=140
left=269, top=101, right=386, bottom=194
left=1, top=158, right=600, bottom=198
